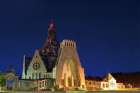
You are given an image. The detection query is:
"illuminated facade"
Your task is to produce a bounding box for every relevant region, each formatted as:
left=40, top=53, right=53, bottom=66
left=85, top=76, right=101, bottom=90
left=56, top=40, right=86, bottom=90
left=85, top=73, right=126, bottom=91
left=101, top=73, right=117, bottom=90
left=21, top=22, right=86, bottom=91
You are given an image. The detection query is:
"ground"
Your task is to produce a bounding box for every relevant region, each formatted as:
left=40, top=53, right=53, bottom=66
left=1, top=90, right=140, bottom=93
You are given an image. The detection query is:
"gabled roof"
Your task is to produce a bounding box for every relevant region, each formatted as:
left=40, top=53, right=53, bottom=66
left=103, top=73, right=115, bottom=81
left=24, top=49, right=56, bottom=73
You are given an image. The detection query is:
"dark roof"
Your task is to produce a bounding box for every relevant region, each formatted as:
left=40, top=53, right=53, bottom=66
left=111, top=72, right=140, bottom=87
left=85, top=76, right=102, bottom=81
left=111, top=72, right=140, bottom=82
left=39, top=50, right=53, bottom=72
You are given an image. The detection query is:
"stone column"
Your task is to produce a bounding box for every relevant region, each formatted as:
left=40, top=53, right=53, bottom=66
left=71, top=76, right=74, bottom=87
left=64, top=73, right=68, bottom=88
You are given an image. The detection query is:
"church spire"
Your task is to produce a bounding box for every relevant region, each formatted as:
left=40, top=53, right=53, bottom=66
left=47, top=20, right=56, bottom=41
left=48, top=20, right=55, bottom=31
left=41, top=21, right=59, bottom=72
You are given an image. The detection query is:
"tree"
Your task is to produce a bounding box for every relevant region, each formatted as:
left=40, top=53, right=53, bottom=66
left=0, top=73, right=6, bottom=87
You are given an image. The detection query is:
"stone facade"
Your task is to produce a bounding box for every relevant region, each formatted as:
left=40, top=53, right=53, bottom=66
left=102, top=73, right=117, bottom=90
left=5, top=72, right=19, bottom=90
left=85, top=76, right=102, bottom=90
left=21, top=22, right=86, bottom=91
left=85, top=73, right=127, bottom=91
left=56, top=40, right=86, bottom=90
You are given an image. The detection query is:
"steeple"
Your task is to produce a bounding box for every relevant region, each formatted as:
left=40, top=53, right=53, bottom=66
left=40, top=21, right=59, bottom=72
left=47, top=21, right=56, bottom=41
left=42, top=21, right=57, bottom=49
left=48, top=21, right=55, bottom=31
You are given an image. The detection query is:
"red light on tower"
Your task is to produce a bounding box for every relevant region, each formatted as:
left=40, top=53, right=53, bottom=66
left=48, top=20, right=55, bottom=31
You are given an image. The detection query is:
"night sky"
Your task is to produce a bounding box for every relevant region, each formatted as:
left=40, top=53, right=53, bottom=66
left=0, top=0, right=140, bottom=77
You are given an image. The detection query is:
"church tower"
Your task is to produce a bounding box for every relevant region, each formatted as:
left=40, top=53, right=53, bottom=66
left=56, top=40, right=86, bottom=90
left=40, top=21, right=59, bottom=72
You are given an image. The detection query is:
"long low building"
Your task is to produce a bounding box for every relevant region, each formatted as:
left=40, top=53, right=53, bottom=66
left=85, top=73, right=136, bottom=91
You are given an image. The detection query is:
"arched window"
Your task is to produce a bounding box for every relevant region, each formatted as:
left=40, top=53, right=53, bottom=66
left=44, top=74, right=46, bottom=78
left=39, top=73, right=41, bottom=79
left=36, top=73, right=38, bottom=79
left=103, top=83, right=105, bottom=88
left=32, top=73, right=34, bottom=79
left=68, top=77, right=72, bottom=87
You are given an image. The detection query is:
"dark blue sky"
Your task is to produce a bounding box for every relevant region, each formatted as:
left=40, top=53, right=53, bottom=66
left=0, top=0, right=140, bottom=76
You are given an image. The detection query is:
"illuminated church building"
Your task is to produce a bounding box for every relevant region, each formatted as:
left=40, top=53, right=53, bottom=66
left=1, top=22, right=139, bottom=91
left=21, top=22, right=86, bottom=90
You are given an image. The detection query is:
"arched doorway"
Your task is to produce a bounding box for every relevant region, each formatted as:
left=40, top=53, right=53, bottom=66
left=5, top=72, right=18, bottom=90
